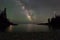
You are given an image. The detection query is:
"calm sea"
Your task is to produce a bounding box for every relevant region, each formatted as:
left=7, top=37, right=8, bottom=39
left=8, top=24, right=49, bottom=32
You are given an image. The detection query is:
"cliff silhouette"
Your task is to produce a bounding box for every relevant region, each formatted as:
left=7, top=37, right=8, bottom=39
left=0, top=8, right=18, bottom=32
left=37, top=15, right=60, bottom=30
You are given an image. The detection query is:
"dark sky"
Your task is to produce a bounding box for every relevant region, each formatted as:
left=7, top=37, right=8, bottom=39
left=0, top=0, right=60, bottom=23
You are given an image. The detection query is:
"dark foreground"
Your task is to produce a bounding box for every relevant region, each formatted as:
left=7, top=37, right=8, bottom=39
left=0, top=31, right=60, bottom=40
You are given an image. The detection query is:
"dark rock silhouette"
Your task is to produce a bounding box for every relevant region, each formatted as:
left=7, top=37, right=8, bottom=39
left=0, top=8, right=18, bottom=32
left=37, top=15, right=60, bottom=30
left=50, top=16, right=60, bottom=30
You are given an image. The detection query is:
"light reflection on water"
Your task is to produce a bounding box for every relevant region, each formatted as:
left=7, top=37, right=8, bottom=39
left=8, top=25, right=14, bottom=32
left=8, top=24, right=49, bottom=32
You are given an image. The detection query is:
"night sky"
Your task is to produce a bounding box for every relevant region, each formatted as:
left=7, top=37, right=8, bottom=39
left=0, top=0, right=60, bottom=23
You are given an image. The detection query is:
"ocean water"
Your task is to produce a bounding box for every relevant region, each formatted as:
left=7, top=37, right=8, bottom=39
left=8, top=24, right=49, bottom=32
left=3, top=24, right=60, bottom=40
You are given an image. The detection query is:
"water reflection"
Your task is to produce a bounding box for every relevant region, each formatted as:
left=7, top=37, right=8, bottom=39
left=7, top=24, right=49, bottom=32
left=7, top=25, right=14, bottom=32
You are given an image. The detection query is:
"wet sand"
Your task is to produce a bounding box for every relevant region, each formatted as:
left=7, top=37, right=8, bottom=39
left=0, top=31, right=59, bottom=40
